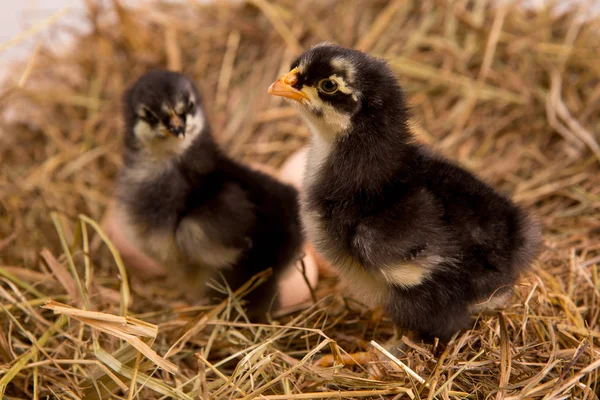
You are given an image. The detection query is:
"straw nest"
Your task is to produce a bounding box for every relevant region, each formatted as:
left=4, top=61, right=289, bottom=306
left=1, top=0, right=599, bottom=398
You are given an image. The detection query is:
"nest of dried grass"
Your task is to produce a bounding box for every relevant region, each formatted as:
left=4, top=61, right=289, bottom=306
left=1, top=0, right=599, bottom=398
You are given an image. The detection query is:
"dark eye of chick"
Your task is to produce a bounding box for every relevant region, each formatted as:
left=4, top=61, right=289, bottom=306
left=141, top=109, right=158, bottom=125
left=186, top=100, right=195, bottom=114
left=317, top=79, right=339, bottom=94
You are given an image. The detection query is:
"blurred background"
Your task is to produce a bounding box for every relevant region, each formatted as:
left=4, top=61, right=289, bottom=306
left=1, top=1, right=598, bottom=72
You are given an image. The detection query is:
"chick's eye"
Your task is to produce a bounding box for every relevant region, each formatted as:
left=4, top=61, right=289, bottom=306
left=317, top=79, right=339, bottom=94
left=141, top=110, right=158, bottom=124
left=186, top=101, right=195, bottom=113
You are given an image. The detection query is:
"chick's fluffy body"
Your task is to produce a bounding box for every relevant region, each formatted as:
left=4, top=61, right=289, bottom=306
left=292, top=45, right=541, bottom=341
left=116, top=71, right=303, bottom=317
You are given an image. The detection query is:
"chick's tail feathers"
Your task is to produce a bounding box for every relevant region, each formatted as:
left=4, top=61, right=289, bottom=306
left=514, top=209, right=543, bottom=272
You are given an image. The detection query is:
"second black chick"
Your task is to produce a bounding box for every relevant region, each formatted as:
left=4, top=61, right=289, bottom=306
left=115, top=70, right=303, bottom=319
left=268, top=44, right=541, bottom=341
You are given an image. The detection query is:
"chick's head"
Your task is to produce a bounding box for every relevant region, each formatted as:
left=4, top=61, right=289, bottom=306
left=268, top=43, right=405, bottom=140
left=123, top=70, right=206, bottom=159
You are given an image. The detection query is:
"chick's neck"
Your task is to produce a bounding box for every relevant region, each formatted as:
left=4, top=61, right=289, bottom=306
left=327, top=99, right=414, bottom=193
left=122, top=124, right=219, bottom=184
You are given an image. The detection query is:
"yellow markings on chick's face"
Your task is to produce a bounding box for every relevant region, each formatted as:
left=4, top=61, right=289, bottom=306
left=329, top=76, right=353, bottom=95
left=326, top=75, right=358, bottom=102
left=174, top=100, right=186, bottom=115
left=298, top=85, right=352, bottom=136
left=185, top=108, right=204, bottom=137
left=330, top=56, right=357, bottom=83
left=134, top=119, right=153, bottom=141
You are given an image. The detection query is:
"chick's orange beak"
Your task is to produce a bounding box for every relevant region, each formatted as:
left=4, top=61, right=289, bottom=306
left=169, top=112, right=183, bottom=129
left=168, top=111, right=186, bottom=139
left=267, top=67, right=308, bottom=103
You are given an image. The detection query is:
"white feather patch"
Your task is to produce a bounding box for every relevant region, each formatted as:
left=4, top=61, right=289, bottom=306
left=175, top=218, right=242, bottom=268
left=379, top=264, right=429, bottom=288
left=174, top=101, right=186, bottom=115
left=330, top=57, right=356, bottom=83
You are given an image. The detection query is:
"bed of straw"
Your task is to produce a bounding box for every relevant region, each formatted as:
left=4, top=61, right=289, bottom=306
left=0, top=0, right=599, bottom=398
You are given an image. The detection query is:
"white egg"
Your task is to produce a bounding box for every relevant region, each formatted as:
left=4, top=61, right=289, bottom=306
left=248, top=162, right=280, bottom=177
left=276, top=247, right=319, bottom=310
left=278, top=146, right=309, bottom=190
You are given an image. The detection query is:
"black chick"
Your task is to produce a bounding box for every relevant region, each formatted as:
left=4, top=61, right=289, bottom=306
left=115, top=69, right=303, bottom=319
left=268, top=44, right=541, bottom=342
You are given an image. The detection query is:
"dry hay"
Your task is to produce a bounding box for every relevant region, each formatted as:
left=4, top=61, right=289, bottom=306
left=0, top=0, right=599, bottom=398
